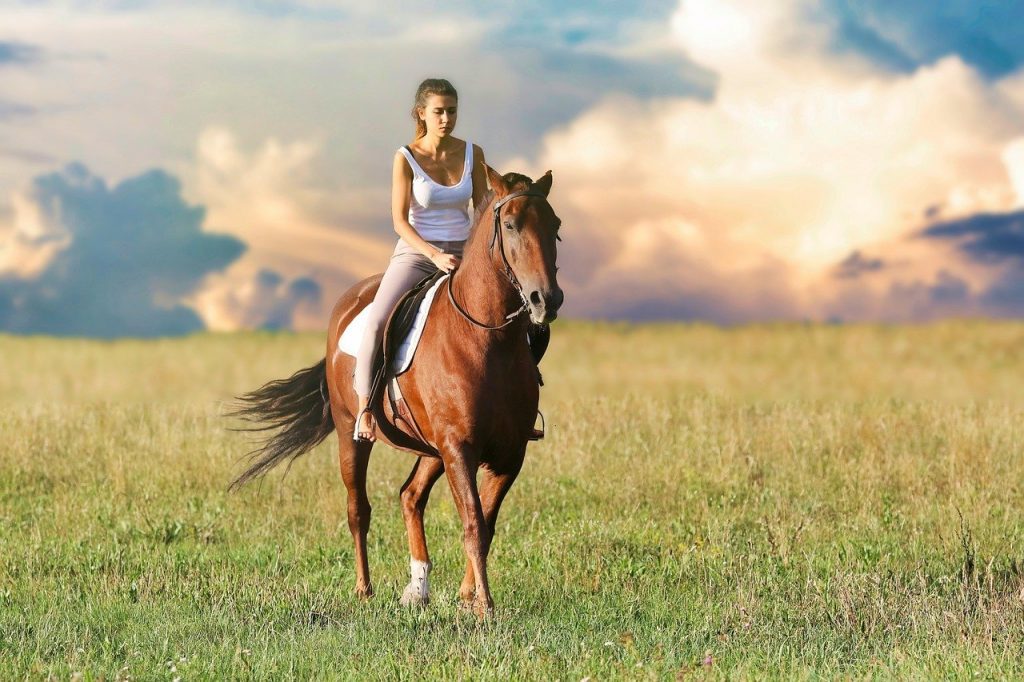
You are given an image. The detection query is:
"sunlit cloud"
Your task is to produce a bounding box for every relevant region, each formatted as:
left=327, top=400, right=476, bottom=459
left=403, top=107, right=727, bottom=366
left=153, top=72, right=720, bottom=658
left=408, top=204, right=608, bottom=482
left=510, top=0, right=1024, bottom=322
left=186, top=126, right=393, bottom=331
left=1, top=0, right=1024, bottom=332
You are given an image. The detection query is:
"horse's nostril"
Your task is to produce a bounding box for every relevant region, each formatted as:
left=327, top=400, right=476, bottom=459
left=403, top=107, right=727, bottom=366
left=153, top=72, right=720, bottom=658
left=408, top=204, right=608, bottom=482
left=549, top=288, right=564, bottom=310
left=529, top=291, right=542, bottom=305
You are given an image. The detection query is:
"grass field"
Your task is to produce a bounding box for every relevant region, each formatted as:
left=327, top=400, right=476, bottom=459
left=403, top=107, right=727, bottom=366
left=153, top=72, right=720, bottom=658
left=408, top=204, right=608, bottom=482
left=2, top=321, right=1023, bottom=679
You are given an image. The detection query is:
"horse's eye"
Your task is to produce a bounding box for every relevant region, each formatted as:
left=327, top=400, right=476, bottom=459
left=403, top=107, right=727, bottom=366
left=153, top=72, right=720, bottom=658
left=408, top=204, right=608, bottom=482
left=504, top=221, right=514, bottom=230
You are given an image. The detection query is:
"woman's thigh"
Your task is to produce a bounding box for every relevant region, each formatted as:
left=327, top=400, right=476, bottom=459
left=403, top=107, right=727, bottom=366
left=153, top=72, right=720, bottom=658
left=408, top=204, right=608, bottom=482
left=370, top=242, right=436, bottom=322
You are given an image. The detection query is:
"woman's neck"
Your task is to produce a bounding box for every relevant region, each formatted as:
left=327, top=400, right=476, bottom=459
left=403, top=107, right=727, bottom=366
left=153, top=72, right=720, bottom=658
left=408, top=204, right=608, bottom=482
left=415, top=133, right=457, bottom=157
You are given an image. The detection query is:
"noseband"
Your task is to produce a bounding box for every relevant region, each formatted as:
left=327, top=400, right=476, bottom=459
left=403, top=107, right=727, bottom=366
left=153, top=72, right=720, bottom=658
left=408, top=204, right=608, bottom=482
left=447, top=189, right=549, bottom=330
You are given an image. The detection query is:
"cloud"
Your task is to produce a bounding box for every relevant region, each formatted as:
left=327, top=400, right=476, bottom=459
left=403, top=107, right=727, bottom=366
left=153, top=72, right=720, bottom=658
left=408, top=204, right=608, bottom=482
left=823, top=1, right=1024, bottom=79
left=510, top=0, right=1024, bottom=322
left=0, top=41, right=43, bottom=121
left=564, top=218, right=803, bottom=323
left=0, top=40, right=42, bottom=66
left=184, top=127, right=393, bottom=331
left=4, top=0, right=1024, bottom=327
left=914, top=207, right=1024, bottom=316
left=0, top=100, right=37, bottom=120
left=0, top=162, right=244, bottom=337
left=826, top=15, right=917, bottom=74
left=0, top=0, right=712, bottom=217
left=833, top=250, right=886, bottom=279
left=197, top=267, right=322, bottom=330
left=981, top=268, right=1024, bottom=314
left=920, top=209, right=1024, bottom=262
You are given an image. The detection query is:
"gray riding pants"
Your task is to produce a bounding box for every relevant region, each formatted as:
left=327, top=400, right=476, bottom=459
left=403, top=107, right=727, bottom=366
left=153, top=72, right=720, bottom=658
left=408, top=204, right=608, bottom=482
left=353, top=237, right=465, bottom=397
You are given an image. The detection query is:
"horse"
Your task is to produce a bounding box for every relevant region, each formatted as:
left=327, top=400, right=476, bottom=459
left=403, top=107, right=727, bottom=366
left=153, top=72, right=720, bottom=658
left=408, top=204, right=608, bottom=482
left=226, top=165, right=562, bottom=617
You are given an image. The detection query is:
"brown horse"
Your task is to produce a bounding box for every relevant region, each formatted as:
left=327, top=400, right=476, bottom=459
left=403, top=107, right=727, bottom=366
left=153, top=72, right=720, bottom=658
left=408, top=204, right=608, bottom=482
left=227, top=166, right=562, bottom=617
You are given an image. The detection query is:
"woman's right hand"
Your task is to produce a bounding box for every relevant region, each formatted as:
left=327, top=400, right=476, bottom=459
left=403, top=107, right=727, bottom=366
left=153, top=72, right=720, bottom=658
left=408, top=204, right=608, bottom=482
left=431, top=251, right=461, bottom=273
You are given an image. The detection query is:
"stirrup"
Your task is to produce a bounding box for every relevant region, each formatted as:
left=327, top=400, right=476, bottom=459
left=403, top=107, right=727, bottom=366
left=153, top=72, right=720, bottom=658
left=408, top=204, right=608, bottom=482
left=353, top=407, right=376, bottom=443
left=527, top=409, right=545, bottom=441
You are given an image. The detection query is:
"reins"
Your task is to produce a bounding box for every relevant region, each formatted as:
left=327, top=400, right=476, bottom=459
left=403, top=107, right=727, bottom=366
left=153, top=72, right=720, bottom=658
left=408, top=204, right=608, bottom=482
left=446, top=189, right=548, bottom=330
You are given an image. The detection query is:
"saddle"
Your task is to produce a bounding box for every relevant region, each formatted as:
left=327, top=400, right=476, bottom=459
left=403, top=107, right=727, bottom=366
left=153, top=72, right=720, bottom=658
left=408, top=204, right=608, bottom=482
left=365, top=270, right=552, bottom=455
left=367, top=270, right=447, bottom=456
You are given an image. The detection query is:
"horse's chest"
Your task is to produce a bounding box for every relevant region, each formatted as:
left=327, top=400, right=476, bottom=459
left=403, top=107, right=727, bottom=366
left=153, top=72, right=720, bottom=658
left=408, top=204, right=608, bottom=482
left=435, top=350, right=536, bottom=425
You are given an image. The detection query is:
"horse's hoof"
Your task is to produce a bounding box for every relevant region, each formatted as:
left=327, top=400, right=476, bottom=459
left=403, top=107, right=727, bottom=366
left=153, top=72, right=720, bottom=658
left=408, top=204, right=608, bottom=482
left=399, top=585, right=430, bottom=607
left=473, top=600, right=495, bottom=620
left=458, top=596, right=493, bottom=620
left=354, top=584, right=374, bottom=600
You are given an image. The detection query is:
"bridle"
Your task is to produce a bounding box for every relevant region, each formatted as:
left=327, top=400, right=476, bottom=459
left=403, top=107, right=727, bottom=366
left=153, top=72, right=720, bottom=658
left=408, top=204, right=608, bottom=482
left=447, top=189, right=549, bottom=330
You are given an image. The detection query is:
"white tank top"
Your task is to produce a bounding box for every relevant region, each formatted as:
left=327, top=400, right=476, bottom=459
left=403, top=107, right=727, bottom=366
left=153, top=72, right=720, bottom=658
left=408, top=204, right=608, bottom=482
left=399, top=141, right=473, bottom=242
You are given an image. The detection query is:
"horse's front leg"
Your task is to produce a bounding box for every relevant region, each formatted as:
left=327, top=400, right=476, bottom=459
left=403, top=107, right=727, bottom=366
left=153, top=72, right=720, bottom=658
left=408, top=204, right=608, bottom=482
left=458, top=461, right=523, bottom=606
left=440, top=444, right=493, bottom=618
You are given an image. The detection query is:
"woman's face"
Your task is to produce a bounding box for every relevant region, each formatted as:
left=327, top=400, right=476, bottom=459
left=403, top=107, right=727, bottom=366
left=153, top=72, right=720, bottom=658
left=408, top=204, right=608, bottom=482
left=419, top=94, right=458, bottom=138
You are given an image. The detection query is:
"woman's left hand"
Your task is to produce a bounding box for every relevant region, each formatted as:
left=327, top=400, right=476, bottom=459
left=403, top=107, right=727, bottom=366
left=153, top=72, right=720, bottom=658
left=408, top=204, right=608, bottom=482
left=432, top=252, right=461, bottom=273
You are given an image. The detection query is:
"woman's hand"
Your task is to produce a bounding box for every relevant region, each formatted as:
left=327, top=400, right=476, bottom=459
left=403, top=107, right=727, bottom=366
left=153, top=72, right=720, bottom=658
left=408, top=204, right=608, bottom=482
left=431, top=251, right=461, bottom=273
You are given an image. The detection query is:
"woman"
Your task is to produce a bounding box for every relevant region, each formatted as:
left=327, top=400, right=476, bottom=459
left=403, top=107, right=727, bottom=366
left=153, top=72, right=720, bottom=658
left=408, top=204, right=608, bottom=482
left=352, top=77, right=489, bottom=442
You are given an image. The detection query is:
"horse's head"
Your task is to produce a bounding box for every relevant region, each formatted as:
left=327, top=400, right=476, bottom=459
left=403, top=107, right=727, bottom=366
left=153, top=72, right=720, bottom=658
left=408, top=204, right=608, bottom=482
left=485, top=166, right=564, bottom=324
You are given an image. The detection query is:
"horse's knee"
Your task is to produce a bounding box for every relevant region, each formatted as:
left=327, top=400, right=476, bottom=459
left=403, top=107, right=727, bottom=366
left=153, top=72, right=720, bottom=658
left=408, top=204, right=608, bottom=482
left=461, top=518, right=488, bottom=552
left=400, top=484, right=424, bottom=518
left=347, top=498, right=371, bottom=535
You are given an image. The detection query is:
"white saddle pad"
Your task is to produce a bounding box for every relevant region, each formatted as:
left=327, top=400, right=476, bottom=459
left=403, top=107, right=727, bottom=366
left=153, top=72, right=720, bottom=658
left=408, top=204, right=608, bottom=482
left=337, top=274, right=449, bottom=375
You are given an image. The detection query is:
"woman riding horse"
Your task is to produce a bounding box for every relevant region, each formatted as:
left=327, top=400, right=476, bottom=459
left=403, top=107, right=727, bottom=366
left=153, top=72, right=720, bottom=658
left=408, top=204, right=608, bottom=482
left=352, top=77, right=484, bottom=442
left=227, top=77, right=563, bottom=617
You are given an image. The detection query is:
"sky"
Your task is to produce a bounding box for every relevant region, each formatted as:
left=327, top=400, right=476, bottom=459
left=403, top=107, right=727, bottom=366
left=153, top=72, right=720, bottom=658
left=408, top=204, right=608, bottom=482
left=2, top=0, right=1024, bottom=336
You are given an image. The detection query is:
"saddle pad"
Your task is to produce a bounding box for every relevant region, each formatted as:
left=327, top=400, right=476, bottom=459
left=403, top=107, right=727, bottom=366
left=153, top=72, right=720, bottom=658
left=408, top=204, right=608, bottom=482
left=337, top=274, right=449, bottom=375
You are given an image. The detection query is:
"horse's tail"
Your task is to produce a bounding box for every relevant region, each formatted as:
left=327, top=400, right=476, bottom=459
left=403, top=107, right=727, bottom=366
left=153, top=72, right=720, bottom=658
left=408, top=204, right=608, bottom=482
left=225, top=357, right=335, bottom=491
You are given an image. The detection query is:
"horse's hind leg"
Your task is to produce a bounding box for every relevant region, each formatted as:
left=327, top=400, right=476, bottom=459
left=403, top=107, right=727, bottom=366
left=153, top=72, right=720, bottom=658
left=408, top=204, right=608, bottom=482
left=398, top=456, right=445, bottom=606
left=458, top=462, right=522, bottom=606
left=337, top=430, right=374, bottom=598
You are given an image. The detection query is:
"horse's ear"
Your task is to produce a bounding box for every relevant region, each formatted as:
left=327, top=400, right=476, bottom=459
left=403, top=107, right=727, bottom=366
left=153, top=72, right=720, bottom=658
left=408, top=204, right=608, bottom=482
left=533, top=170, right=553, bottom=197
left=485, top=164, right=510, bottom=199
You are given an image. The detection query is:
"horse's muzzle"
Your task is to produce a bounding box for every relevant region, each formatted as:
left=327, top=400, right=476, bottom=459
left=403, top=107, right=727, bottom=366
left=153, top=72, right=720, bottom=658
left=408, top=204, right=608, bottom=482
left=529, top=287, right=564, bottom=324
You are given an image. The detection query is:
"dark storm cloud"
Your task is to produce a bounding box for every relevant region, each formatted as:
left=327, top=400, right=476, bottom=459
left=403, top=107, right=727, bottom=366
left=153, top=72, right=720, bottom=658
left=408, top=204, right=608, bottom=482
left=833, top=250, right=886, bottom=279
left=0, top=162, right=245, bottom=337
left=920, top=209, right=1024, bottom=263
left=823, top=0, right=1024, bottom=78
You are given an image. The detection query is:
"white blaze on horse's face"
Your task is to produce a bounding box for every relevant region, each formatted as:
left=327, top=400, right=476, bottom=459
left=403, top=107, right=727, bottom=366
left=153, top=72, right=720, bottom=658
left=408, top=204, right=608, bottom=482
left=399, top=558, right=432, bottom=606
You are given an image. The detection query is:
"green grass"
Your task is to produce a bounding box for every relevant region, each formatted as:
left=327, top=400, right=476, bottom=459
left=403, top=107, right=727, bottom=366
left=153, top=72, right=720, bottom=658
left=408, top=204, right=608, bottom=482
left=1, top=321, right=1023, bottom=679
